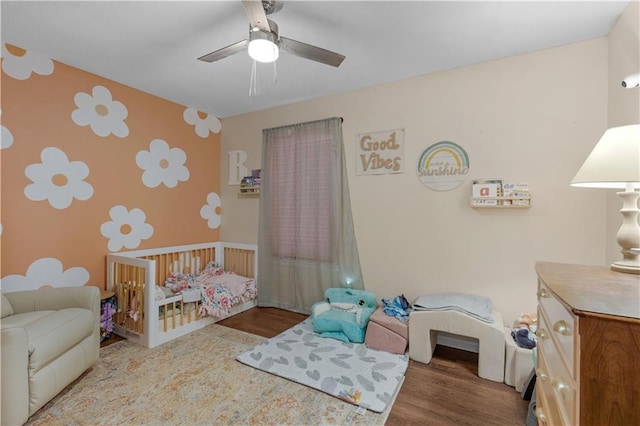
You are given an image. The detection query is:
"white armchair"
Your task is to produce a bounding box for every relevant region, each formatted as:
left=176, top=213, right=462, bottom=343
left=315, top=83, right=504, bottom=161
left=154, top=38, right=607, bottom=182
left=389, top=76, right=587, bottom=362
left=1, top=286, right=100, bottom=425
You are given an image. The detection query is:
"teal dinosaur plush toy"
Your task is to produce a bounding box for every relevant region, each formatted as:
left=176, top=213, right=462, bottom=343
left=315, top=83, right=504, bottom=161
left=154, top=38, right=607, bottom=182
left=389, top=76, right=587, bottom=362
left=311, top=287, right=378, bottom=343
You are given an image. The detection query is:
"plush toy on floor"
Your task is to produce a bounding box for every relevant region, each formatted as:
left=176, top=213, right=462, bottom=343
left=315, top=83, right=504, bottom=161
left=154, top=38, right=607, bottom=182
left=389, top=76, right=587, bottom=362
left=511, top=312, right=538, bottom=349
left=311, top=287, right=378, bottom=343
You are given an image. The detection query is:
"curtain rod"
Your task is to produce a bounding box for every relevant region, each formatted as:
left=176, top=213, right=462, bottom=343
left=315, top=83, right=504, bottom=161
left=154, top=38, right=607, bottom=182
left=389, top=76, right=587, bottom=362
left=264, top=116, right=343, bottom=133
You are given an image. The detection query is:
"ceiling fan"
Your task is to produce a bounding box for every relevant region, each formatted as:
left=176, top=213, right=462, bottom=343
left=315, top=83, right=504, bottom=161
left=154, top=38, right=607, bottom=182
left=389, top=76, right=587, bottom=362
left=198, top=0, right=345, bottom=68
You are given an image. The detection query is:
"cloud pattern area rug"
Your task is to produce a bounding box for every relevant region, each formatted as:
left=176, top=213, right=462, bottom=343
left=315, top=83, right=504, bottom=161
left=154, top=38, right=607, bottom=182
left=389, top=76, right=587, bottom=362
left=237, top=318, right=409, bottom=413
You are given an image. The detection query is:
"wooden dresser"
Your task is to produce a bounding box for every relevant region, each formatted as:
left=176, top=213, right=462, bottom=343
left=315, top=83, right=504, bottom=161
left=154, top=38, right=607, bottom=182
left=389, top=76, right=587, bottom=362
left=535, top=262, right=640, bottom=426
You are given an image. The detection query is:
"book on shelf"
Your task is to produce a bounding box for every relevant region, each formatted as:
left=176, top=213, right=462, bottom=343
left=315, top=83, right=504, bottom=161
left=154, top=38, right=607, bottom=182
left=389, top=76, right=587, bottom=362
left=251, top=169, right=261, bottom=184
left=472, top=178, right=502, bottom=205
left=502, top=182, right=530, bottom=206
left=240, top=176, right=260, bottom=193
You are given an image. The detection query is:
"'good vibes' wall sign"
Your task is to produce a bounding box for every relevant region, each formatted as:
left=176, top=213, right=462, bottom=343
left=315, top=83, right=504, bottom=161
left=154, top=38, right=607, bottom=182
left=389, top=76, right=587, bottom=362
left=356, top=129, right=404, bottom=175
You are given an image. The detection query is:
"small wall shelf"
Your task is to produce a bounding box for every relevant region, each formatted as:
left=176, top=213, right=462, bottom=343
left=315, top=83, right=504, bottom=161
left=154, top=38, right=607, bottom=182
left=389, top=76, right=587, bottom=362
left=238, top=187, right=260, bottom=197
left=471, top=196, right=531, bottom=208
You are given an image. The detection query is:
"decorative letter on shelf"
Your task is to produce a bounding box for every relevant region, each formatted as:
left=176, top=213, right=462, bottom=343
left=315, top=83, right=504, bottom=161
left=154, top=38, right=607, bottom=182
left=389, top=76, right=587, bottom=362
left=228, top=150, right=248, bottom=185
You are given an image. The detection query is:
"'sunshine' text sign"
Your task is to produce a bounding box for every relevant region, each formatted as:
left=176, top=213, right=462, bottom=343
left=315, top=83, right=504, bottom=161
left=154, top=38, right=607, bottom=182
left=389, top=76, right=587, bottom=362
left=417, top=141, right=470, bottom=191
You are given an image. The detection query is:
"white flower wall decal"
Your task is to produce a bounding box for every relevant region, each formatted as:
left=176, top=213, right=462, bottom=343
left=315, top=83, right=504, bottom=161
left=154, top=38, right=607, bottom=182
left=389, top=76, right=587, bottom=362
left=0, top=258, right=89, bottom=293
left=183, top=107, right=221, bottom=138
left=24, top=147, right=94, bottom=209
left=1, top=43, right=54, bottom=80
left=136, top=139, right=190, bottom=188
left=71, top=85, right=129, bottom=137
left=200, top=192, right=222, bottom=229
left=100, top=205, right=154, bottom=252
left=1, top=108, right=14, bottom=149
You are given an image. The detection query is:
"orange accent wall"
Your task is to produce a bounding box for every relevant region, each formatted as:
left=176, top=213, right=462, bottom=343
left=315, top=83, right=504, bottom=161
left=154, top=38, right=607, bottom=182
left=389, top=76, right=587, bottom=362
left=1, top=45, right=221, bottom=290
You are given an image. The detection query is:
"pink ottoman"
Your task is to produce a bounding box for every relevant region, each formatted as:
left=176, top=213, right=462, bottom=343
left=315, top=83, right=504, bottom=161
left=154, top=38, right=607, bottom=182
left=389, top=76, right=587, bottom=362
left=365, top=308, right=409, bottom=354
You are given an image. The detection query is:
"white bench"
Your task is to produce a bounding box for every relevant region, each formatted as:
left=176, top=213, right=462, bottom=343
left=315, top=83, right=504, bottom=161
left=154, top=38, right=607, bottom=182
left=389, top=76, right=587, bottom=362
left=409, top=309, right=505, bottom=382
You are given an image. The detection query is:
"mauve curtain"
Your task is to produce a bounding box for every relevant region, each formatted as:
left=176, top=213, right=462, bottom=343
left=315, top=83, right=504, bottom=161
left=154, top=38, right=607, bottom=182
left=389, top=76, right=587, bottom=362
left=257, top=117, right=363, bottom=314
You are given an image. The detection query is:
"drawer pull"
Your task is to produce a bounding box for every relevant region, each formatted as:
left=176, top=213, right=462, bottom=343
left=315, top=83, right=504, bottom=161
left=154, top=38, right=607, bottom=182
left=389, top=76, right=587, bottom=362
left=553, top=320, right=572, bottom=336
left=535, top=407, right=547, bottom=423
left=537, top=288, right=548, bottom=298
left=552, top=377, right=570, bottom=400
left=536, top=368, right=547, bottom=382
left=536, top=328, right=548, bottom=340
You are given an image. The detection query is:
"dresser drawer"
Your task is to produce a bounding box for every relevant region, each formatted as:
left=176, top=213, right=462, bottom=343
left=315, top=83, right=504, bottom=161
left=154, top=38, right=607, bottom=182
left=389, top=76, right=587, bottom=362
left=537, top=281, right=576, bottom=374
left=536, top=349, right=563, bottom=426
left=537, top=309, right=577, bottom=426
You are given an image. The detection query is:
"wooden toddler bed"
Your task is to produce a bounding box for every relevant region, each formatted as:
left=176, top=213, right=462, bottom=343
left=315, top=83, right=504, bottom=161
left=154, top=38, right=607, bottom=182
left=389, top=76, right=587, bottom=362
left=107, top=242, right=257, bottom=348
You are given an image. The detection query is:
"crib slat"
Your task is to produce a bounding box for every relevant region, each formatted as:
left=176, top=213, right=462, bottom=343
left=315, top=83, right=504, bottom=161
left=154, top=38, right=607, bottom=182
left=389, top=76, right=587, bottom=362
left=224, top=247, right=255, bottom=278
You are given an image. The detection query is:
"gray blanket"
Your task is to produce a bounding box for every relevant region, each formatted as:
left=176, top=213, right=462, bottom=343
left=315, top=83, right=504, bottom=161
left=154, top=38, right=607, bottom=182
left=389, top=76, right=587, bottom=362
left=413, top=293, right=494, bottom=323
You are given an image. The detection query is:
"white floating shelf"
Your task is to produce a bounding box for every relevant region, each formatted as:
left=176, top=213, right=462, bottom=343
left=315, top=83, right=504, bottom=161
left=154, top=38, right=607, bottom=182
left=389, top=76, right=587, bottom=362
left=470, top=196, right=531, bottom=209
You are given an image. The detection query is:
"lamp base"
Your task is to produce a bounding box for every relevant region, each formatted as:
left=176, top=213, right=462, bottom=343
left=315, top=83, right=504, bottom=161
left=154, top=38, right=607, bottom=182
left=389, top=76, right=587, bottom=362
left=611, top=262, right=640, bottom=275
left=611, top=189, right=640, bottom=275
left=611, top=263, right=640, bottom=275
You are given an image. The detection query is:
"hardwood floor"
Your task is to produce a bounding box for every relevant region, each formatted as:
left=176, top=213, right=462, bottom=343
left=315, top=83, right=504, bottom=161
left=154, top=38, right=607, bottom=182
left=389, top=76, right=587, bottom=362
left=218, top=307, right=530, bottom=425
left=217, top=306, right=307, bottom=338
left=103, top=307, right=529, bottom=424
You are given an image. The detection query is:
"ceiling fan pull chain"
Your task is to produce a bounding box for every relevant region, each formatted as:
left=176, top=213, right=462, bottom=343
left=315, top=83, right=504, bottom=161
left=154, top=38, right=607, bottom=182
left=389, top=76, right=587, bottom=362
left=250, top=60, right=259, bottom=97
left=272, top=60, right=277, bottom=85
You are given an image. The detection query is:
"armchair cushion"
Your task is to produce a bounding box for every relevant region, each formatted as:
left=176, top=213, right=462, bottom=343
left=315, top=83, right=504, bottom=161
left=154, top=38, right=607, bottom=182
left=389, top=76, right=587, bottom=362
left=1, top=293, right=14, bottom=318
left=311, top=288, right=377, bottom=343
left=3, top=308, right=95, bottom=370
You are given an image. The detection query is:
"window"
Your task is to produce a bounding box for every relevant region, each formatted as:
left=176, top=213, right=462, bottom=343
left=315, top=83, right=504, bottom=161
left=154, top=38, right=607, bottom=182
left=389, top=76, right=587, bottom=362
left=257, top=117, right=363, bottom=313
left=269, top=125, right=333, bottom=261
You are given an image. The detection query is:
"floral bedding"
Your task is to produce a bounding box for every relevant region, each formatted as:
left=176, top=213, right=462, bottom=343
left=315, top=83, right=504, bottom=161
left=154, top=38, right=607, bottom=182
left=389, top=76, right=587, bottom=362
left=163, top=261, right=257, bottom=318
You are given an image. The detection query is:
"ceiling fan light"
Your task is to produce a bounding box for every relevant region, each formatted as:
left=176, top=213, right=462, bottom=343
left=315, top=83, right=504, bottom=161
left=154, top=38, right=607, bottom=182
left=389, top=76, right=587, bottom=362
left=248, top=31, right=279, bottom=63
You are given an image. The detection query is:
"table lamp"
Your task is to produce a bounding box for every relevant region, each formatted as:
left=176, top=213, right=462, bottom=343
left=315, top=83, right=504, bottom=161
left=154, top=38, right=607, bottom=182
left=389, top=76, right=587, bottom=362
left=571, top=124, right=640, bottom=274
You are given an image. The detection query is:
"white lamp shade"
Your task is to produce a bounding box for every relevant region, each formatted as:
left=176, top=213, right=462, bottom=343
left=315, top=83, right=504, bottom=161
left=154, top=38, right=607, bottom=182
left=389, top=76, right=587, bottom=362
left=571, top=124, right=640, bottom=188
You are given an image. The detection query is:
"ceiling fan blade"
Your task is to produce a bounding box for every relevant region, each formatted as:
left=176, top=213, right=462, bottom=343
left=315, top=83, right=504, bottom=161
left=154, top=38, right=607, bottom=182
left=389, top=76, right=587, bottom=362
left=242, top=0, right=271, bottom=33
left=198, top=39, right=249, bottom=63
left=279, top=37, right=345, bottom=67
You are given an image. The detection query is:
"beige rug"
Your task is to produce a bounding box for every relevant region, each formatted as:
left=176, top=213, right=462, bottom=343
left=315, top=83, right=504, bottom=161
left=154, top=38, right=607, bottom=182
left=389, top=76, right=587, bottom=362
left=26, top=324, right=392, bottom=425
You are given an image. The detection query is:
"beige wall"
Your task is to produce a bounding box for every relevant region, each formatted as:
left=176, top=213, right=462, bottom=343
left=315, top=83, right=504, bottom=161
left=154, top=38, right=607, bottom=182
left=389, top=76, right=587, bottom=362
left=606, top=1, right=640, bottom=266
left=221, top=38, right=610, bottom=324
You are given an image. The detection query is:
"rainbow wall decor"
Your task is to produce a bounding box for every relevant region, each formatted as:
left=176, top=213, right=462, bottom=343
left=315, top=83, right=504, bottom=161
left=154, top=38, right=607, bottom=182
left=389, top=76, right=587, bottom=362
left=416, top=141, right=470, bottom=191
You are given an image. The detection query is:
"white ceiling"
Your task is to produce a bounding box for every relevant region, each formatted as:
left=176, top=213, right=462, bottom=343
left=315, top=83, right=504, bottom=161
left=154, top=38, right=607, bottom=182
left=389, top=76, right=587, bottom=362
left=1, top=1, right=629, bottom=118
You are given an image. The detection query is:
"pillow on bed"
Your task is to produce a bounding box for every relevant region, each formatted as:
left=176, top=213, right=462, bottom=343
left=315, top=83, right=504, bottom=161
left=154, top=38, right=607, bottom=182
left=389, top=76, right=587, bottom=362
left=164, top=272, right=196, bottom=292
left=196, top=273, right=253, bottom=299
left=160, top=286, right=175, bottom=297
left=155, top=286, right=175, bottom=300
left=199, top=261, right=224, bottom=278
left=154, top=286, right=165, bottom=301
